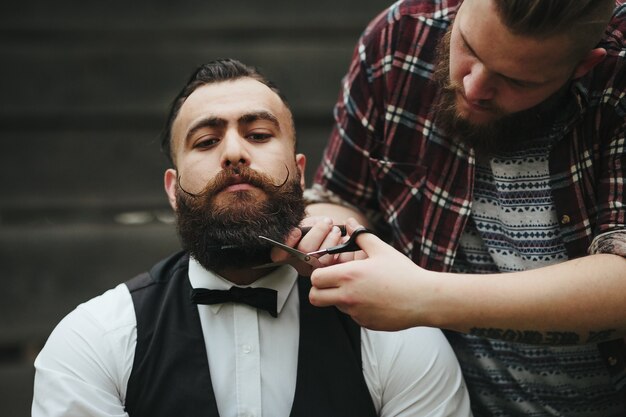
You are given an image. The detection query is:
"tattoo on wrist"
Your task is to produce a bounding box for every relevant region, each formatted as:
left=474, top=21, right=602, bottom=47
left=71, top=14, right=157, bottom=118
left=469, top=327, right=616, bottom=345
left=589, top=232, right=626, bottom=257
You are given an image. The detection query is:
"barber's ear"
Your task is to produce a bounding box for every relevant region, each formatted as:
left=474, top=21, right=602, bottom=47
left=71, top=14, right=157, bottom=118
left=164, top=169, right=178, bottom=210
left=572, top=47, right=607, bottom=79
left=295, top=154, right=306, bottom=190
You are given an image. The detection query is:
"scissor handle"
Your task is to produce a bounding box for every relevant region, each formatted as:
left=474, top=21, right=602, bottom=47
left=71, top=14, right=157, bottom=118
left=323, top=227, right=372, bottom=255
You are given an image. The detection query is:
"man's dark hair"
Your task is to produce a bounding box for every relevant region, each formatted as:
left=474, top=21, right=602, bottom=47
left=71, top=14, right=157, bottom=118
left=494, top=0, right=615, bottom=59
left=161, top=58, right=292, bottom=166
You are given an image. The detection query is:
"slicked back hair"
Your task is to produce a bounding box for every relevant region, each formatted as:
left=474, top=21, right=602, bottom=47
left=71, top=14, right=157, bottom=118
left=493, top=0, right=615, bottom=58
left=160, top=58, right=293, bottom=166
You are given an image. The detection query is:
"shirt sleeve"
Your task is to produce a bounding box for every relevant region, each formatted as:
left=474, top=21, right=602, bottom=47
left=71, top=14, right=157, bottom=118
left=591, top=97, right=626, bottom=257
left=311, top=14, right=388, bottom=230
left=592, top=115, right=626, bottom=257
left=590, top=10, right=626, bottom=256
left=32, top=284, right=136, bottom=417
left=362, top=327, right=472, bottom=417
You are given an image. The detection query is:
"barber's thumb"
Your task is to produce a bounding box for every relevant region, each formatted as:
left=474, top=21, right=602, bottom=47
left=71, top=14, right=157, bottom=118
left=345, top=218, right=383, bottom=256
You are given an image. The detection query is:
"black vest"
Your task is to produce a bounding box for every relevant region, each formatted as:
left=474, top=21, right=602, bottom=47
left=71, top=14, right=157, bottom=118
left=124, top=252, right=377, bottom=417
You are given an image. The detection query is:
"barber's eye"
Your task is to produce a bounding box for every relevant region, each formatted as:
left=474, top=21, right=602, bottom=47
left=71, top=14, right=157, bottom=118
left=507, top=79, right=534, bottom=89
left=461, top=39, right=473, bottom=54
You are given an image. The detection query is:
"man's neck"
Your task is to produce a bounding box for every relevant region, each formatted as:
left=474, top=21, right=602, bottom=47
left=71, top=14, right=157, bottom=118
left=216, top=266, right=277, bottom=286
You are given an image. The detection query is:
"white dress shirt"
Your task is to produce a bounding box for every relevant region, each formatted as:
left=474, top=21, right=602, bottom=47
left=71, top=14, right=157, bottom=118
left=33, top=258, right=471, bottom=417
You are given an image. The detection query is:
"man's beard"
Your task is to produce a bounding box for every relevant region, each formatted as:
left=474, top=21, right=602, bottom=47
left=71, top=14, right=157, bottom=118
left=175, top=165, right=306, bottom=271
left=432, top=28, right=569, bottom=154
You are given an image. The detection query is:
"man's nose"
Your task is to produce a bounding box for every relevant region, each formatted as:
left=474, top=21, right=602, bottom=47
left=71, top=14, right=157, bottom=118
left=463, top=64, right=496, bottom=102
left=221, top=133, right=250, bottom=169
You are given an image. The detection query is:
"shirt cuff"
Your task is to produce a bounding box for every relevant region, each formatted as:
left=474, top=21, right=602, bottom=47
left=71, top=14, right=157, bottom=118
left=588, top=228, right=626, bottom=257
left=304, top=184, right=357, bottom=209
left=303, top=184, right=382, bottom=227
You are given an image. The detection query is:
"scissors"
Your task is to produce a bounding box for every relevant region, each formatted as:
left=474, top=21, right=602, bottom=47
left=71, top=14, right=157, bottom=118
left=254, top=226, right=372, bottom=270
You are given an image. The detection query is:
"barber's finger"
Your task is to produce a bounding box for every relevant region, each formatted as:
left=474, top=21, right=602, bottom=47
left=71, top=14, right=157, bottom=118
left=270, top=218, right=332, bottom=263
left=296, top=217, right=333, bottom=253
left=315, top=225, right=344, bottom=265
left=322, top=225, right=343, bottom=247
left=299, top=215, right=331, bottom=228
left=345, top=217, right=363, bottom=233
left=335, top=249, right=367, bottom=264
left=308, top=282, right=344, bottom=308
left=310, top=262, right=349, bottom=289
left=344, top=217, right=387, bottom=257
left=270, top=228, right=303, bottom=262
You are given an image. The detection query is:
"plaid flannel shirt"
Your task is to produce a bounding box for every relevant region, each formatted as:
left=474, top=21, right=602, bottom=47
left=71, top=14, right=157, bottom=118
left=311, top=0, right=626, bottom=269
left=308, top=0, right=626, bottom=407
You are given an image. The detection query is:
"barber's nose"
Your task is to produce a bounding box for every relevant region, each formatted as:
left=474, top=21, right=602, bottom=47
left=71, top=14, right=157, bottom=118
left=221, top=134, right=250, bottom=169
left=463, top=64, right=496, bottom=102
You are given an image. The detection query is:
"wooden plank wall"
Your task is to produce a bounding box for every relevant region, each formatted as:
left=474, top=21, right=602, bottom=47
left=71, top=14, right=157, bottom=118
left=0, top=1, right=389, bottom=415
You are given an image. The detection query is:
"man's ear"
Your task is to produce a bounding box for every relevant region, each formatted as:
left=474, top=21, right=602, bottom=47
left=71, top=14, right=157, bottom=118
left=295, top=153, right=306, bottom=190
left=164, top=168, right=178, bottom=210
left=572, top=47, right=607, bottom=79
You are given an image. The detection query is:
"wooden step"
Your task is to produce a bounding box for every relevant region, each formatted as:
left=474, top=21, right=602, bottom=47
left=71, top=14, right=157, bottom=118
left=0, top=222, right=179, bottom=345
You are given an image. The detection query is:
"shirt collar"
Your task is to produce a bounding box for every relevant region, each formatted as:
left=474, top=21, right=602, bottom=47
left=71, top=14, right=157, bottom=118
left=188, top=257, right=298, bottom=316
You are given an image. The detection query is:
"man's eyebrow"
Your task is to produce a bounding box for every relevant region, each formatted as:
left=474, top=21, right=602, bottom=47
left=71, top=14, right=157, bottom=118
left=184, top=117, right=226, bottom=145
left=238, top=111, right=280, bottom=131
left=183, top=111, right=281, bottom=146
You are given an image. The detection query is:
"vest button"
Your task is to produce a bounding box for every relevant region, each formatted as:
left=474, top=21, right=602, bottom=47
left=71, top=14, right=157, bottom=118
left=560, top=214, right=571, bottom=225
left=608, top=356, right=618, bottom=366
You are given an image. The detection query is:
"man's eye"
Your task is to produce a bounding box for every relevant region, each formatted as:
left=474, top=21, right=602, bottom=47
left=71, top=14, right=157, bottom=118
left=194, top=138, right=219, bottom=148
left=247, top=133, right=272, bottom=142
left=461, top=39, right=474, bottom=55
left=506, top=78, right=535, bottom=89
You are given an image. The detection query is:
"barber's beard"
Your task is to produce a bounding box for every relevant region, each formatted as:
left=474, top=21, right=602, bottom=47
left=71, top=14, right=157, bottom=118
left=175, top=166, right=306, bottom=271
left=432, top=28, right=568, bottom=154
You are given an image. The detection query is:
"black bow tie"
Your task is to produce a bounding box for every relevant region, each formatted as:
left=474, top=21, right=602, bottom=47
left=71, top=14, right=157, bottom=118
left=191, top=286, right=278, bottom=318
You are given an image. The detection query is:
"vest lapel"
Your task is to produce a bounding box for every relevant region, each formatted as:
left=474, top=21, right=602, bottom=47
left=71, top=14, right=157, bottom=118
left=125, top=253, right=220, bottom=417
left=290, top=277, right=377, bottom=417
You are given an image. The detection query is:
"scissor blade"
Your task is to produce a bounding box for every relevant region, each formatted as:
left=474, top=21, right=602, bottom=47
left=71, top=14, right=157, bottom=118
left=257, top=235, right=322, bottom=269
left=252, top=260, right=290, bottom=269
left=258, top=235, right=309, bottom=259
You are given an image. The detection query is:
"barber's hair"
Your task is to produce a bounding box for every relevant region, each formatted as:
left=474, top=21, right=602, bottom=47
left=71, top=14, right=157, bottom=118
left=494, top=0, right=615, bottom=58
left=160, top=58, right=292, bottom=165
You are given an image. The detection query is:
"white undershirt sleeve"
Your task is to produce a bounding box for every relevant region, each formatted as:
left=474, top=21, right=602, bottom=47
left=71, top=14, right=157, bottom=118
left=362, top=326, right=472, bottom=417
left=32, top=284, right=136, bottom=417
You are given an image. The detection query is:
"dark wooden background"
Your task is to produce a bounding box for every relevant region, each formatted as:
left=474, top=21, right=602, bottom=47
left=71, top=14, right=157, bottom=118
left=0, top=0, right=389, bottom=415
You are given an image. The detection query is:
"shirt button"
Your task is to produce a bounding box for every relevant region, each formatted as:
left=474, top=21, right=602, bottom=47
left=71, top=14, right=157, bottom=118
left=560, top=214, right=571, bottom=225
left=608, top=356, right=618, bottom=366
left=242, top=344, right=252, bottom=354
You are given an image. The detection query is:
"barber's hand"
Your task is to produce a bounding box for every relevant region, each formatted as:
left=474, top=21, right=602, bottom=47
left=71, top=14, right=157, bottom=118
left=309, top=218, right=432, bottom=331
left=270, top=217, right=355, bottom=276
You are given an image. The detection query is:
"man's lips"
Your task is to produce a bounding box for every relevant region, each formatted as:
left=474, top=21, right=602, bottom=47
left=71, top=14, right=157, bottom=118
left=211, top=171, right=271, bottom=196
left=223, top=183, right=256, bottom=192
left=217, top=175, right=261, bottom=193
